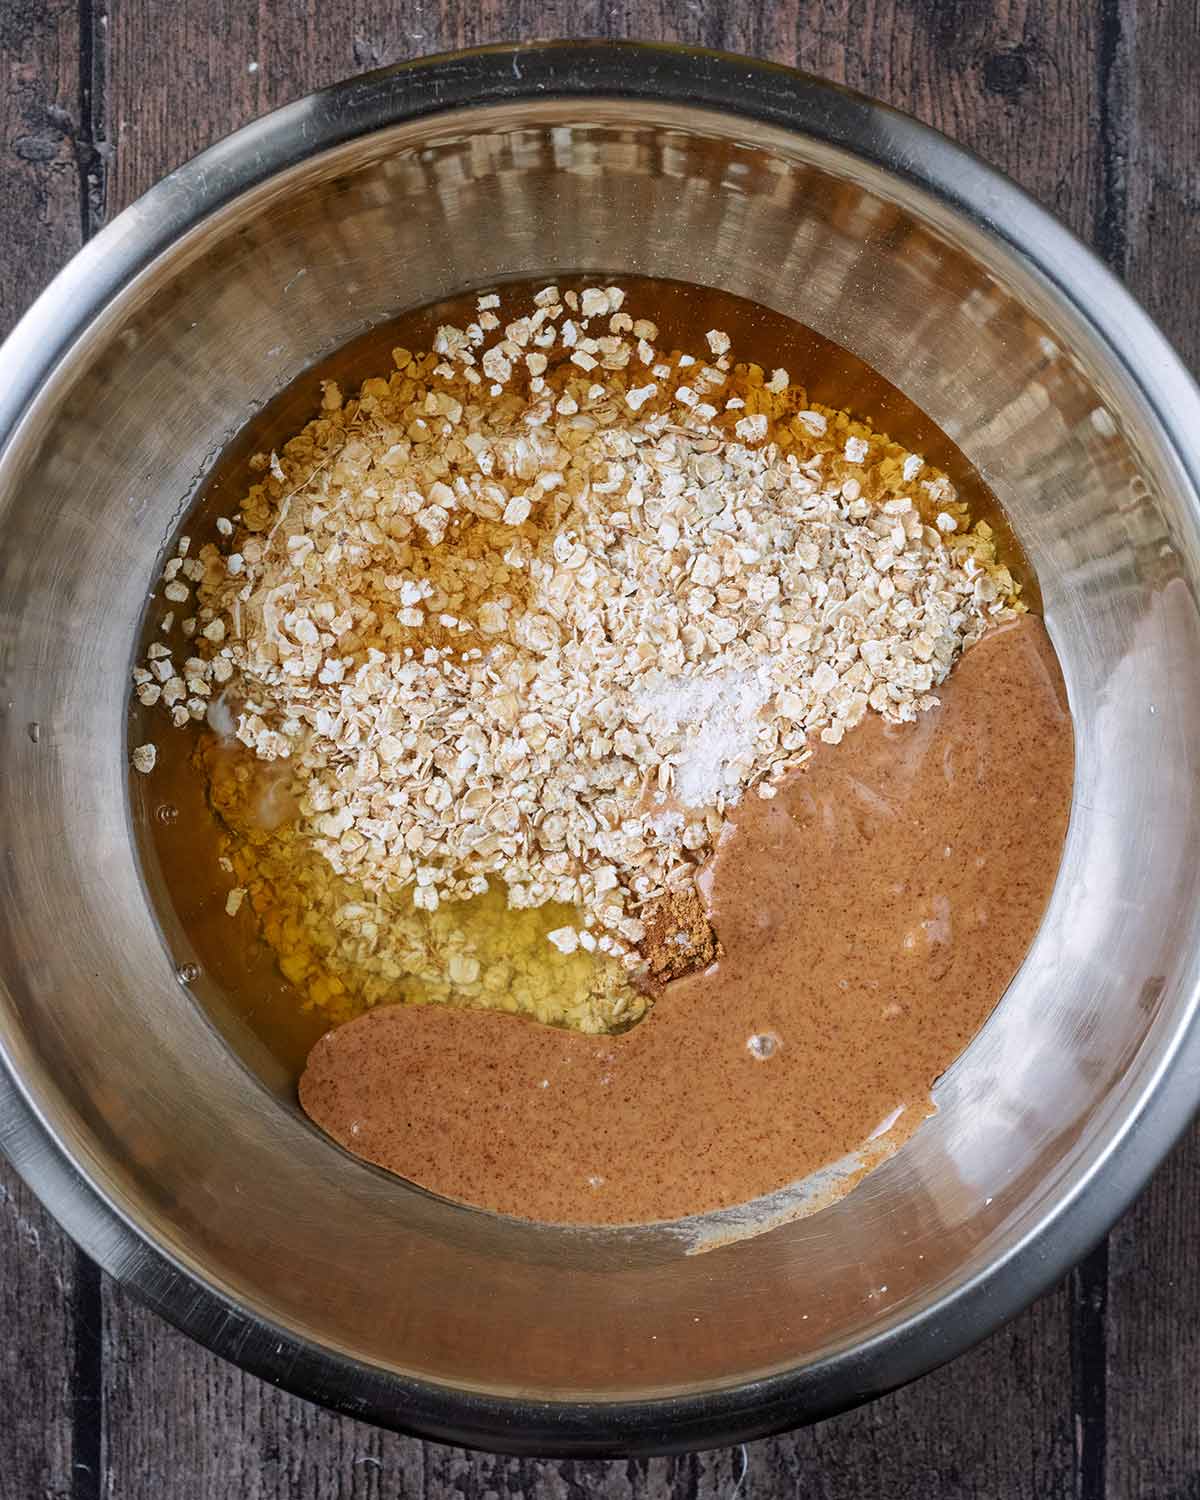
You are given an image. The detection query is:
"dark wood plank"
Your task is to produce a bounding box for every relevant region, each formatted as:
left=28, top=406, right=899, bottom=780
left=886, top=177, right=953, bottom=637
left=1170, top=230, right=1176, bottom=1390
left=1108, top=1128, right=1200, bottom=1500
left=1123, top=0, right=1200, bottom=370
left=753, top=1281, right=1075, bottom=1500
left=105, top=0, right=1102, bottom=227
left=0, top=0, right=82, bottom=331
left=0, top=8, right=91, bottom=1498
left=103, top=1278, right=1074, bottom=1500
left=1110, top=1126, right=1200, bottom=1500
left=101, top=1283, right=428, bottom=1500
left=784, top=0, right=1103, bottom=243
left=0, top=1164, right=83, bottom=1500
left=1103, top=5, right=1200, bottom=1495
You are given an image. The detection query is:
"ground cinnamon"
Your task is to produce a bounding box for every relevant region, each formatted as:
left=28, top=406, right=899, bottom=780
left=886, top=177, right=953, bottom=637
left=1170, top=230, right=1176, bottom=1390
left=641, top=884, right=720, bottom=984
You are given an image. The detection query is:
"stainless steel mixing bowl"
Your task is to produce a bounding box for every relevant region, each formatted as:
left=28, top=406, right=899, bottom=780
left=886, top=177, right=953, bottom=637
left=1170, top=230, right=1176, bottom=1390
left=3, top=42, right=1200, bottom=1455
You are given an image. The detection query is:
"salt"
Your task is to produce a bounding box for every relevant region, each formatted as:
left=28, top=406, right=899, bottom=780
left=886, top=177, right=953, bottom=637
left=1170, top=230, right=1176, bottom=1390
left=635, top=667, right=772, bottom=809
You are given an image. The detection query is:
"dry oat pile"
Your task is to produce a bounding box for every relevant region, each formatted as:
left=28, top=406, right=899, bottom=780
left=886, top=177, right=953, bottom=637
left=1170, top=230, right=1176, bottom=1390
left=133, top=284, right=1018, bottom=986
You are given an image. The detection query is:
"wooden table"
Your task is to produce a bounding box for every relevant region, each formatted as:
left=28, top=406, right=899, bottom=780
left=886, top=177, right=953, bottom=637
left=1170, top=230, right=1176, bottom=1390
left=2, top=4, right=1198, bottom=1496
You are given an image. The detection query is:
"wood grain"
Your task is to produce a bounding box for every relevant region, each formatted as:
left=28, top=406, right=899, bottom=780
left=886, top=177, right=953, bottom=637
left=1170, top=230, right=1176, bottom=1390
left=1107, top=1127, right=1200, bottom=1500
left=3, top=0, right=1199, bottom=1494
left=753, top=1280, right=1074, bottom=1500
left=0, top=10, right=92, bottom=1498
left=1123, top=0, right=1200, bottom=368
left=782, top=0, right=1104, bottom=243
left=101, top=1275, right=1073, bottom=1500
left=0, top=1166, right=81, bottom=1500
left=105, top=0, right=1103, bottom=226
left=1104, top=6, right=1200, bottom=1495
left=0, top=0, right=82, bottom=328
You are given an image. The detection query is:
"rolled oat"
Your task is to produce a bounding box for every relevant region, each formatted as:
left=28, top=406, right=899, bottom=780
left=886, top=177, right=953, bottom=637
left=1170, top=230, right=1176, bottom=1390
left=135, top=285, right=1019, bottom=1008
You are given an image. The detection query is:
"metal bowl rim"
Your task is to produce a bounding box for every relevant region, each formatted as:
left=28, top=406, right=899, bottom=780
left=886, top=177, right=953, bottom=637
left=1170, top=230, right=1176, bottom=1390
left=2, top=38, right=1200, bottom=1455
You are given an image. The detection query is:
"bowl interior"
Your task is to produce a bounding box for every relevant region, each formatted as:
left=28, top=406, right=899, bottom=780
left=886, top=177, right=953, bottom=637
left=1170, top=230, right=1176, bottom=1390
left=2, top=83, right=1200, bottom=1431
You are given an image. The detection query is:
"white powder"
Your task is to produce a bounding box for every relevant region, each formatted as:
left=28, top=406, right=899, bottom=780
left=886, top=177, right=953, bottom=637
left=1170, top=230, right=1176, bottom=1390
left=205, top=687, right=239, bottom=741
left=635, top=668, right=772, bottom=808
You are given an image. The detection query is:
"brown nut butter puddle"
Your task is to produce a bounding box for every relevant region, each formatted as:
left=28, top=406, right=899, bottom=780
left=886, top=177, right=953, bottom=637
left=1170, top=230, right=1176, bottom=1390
left=300, top=616, right=1073, bottom=1226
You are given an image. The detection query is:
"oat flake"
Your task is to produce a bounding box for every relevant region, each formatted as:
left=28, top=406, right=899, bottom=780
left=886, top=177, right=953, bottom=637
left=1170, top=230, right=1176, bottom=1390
left=133, top=284, right=1020, bottom=982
